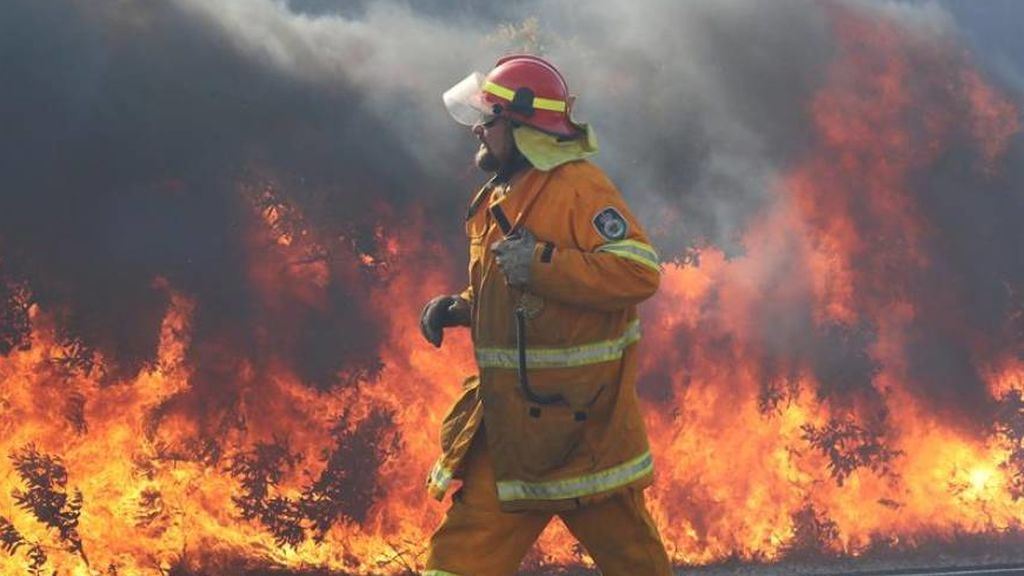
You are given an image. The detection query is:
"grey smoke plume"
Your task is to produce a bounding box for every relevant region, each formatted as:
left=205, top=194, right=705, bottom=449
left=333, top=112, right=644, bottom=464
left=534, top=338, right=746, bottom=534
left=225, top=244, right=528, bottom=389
left=1, top=0, right=1023, bottom=567
left=170, top=0, right=840, bottom=253
left=1, top=0, right=1022, bottom=489
left=163, top=0, right=1024, bottom=423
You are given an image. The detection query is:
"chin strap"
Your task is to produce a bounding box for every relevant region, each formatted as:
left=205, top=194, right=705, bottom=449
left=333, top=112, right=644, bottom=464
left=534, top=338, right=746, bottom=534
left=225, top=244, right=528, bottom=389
left=494, top=150, right=532, bottom=181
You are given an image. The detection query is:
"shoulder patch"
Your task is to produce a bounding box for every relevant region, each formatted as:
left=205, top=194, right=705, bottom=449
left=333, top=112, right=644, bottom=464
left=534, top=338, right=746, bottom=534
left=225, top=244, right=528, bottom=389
left=592, top=206, right=629, bottom=241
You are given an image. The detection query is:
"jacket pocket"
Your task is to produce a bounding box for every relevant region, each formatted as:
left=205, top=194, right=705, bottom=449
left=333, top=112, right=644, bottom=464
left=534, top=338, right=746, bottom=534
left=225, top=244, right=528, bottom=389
left=515, top=376, right=607, bottom=477
left=523, top=296, right=566, bottom=347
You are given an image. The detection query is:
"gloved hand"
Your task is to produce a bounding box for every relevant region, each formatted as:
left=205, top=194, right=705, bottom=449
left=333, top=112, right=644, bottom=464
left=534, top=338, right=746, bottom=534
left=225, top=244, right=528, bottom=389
left=419, top=294, right=471, bottom=348
left=491, top=228, right=537, bottom=288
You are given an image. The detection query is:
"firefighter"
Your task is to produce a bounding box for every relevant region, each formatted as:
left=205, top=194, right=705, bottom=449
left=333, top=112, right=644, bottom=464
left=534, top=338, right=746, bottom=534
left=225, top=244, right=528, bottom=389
left=420, top=54, right=672, bottom=576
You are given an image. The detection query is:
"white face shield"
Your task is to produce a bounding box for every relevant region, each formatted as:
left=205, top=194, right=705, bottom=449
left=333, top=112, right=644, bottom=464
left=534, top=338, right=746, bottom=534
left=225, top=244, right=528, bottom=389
left=442, top=72, right=495, bottom=126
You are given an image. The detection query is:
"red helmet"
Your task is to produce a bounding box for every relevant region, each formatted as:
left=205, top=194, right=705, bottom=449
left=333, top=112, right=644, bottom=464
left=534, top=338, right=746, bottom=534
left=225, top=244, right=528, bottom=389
left=443, top=55, right=582, bottom=138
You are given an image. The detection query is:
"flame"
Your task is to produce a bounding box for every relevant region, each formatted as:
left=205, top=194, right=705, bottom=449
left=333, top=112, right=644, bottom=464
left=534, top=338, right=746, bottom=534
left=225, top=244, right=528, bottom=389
left=640, top=3, right=1024, bottom=565
left=1, top=4, right=1023, bottom=575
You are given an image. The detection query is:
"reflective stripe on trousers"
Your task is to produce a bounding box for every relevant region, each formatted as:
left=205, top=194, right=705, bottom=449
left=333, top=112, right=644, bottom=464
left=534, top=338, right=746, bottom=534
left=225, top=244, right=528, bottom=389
left=425, top=433, right=672, bottom=575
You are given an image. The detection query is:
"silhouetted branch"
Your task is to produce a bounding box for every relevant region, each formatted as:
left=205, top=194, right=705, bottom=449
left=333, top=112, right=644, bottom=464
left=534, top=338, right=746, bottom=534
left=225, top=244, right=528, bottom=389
left=26, top=543, right=48, bottom=576
left=994, top=388, right=1024, bottom=499
left=229, top=437, right=305, bottom=547
left=802, top=417, right=902, bottom=486
left=301, top=407, right=401, bottom=542
left=0, top=515, right=26, bottom=555
left=64, top=392, right=88, bottom=435
left=10, top=444, right=88, bottom=566
left=784, top=503, right=841, bottom=559
left=0, top=274, right=32, bottom=356
left=758, top=360, right=801, bottom=416
left=49, top=329, right=99, bottom=380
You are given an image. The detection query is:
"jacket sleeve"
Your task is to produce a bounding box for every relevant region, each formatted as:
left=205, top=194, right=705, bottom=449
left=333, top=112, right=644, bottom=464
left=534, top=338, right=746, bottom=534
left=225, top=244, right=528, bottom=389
left=528, top=186, right=661, bottom=311
left=458, top=284, right=474, bottom=306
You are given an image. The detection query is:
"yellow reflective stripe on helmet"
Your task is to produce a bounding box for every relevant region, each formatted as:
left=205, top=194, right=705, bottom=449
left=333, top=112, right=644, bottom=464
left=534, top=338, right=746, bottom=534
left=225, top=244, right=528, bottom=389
left=483, top=80, right=567, bottom=112
left=497, top=450, right=654, bottom=502
left=475, top=320, right=640, bottom=369
left=596, top=240, right=661, bottom=272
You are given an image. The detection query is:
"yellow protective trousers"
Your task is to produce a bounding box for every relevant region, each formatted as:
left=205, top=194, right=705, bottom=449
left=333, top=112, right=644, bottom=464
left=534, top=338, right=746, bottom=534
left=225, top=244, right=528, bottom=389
left=424, top=431, right=672, bottom=576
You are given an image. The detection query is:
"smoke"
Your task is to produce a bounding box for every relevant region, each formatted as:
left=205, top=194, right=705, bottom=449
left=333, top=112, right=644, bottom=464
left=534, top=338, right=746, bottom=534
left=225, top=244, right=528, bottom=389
left=0, top=0, right=471, bottom=391
left=2, top=0, right=1024, bottom=569
left=169, top=0, right=840, bottom=254
left=0, top=0, right=1022, bottom=491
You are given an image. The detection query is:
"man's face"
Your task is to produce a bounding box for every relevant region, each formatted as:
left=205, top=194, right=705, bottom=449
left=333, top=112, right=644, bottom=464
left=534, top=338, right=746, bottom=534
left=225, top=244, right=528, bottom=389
left=473, top=116, right=515, bottom=173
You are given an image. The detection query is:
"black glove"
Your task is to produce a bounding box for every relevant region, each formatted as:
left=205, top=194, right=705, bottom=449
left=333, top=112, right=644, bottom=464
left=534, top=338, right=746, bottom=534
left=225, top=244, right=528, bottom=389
left=419, top=294, right=471, bottom=348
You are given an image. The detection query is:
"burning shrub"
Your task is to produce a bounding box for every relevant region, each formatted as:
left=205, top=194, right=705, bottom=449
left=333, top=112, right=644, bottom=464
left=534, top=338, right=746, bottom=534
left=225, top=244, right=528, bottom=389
left=758, top=359, right=801, bottom=416
left=802, top=417, right=903, bottom=486
left=0, top=515, right=25, bottom=555
left=10, top=444, right=87, bottom=564
left=24, top=544, right=48, bottom=576
left=994, top=388, right=1024, bottom=499
left=228, top=407, right=401, bottom=547
left=49, top=329, right=100, bottom=381
left=301, top=406, right=401, bottom=541
left=229, top=437, right=306, bottom=547
left=783, top=503, right=841, bottom=559
left=0, top=515, right=51, bottom=576
left=63, top=391, right=87, bottom=435
left=0, top=274, right=32, bottom=356
left=133, top=487, right=167, bottom=532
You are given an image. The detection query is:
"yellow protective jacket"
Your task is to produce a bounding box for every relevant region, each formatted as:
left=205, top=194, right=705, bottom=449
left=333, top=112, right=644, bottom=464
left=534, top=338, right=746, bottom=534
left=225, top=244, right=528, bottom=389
left=427, top=160, right=661, bottom=512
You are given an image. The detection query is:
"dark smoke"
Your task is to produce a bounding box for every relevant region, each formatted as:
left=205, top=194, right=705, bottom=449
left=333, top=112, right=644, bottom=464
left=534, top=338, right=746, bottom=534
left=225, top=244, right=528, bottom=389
left=0, top=0, right=1023, bottom=560
left=2, top=0, right=1021, bottom=446
left=0, top=0, right=470, bottom=394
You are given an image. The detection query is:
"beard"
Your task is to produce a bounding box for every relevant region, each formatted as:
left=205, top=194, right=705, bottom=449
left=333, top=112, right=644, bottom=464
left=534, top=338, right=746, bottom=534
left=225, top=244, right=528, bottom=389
left=475, top=143, right=500, bottom=173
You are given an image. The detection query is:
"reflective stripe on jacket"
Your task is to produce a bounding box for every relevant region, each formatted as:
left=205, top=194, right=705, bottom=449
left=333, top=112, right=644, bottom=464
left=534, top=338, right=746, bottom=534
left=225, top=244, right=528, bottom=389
left=427, top=160, right=661, bottom=512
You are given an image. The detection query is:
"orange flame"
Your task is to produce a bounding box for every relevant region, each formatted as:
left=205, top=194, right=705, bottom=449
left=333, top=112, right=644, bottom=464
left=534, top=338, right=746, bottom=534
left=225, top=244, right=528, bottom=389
left=0, top=4, right=1022, bottom=575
